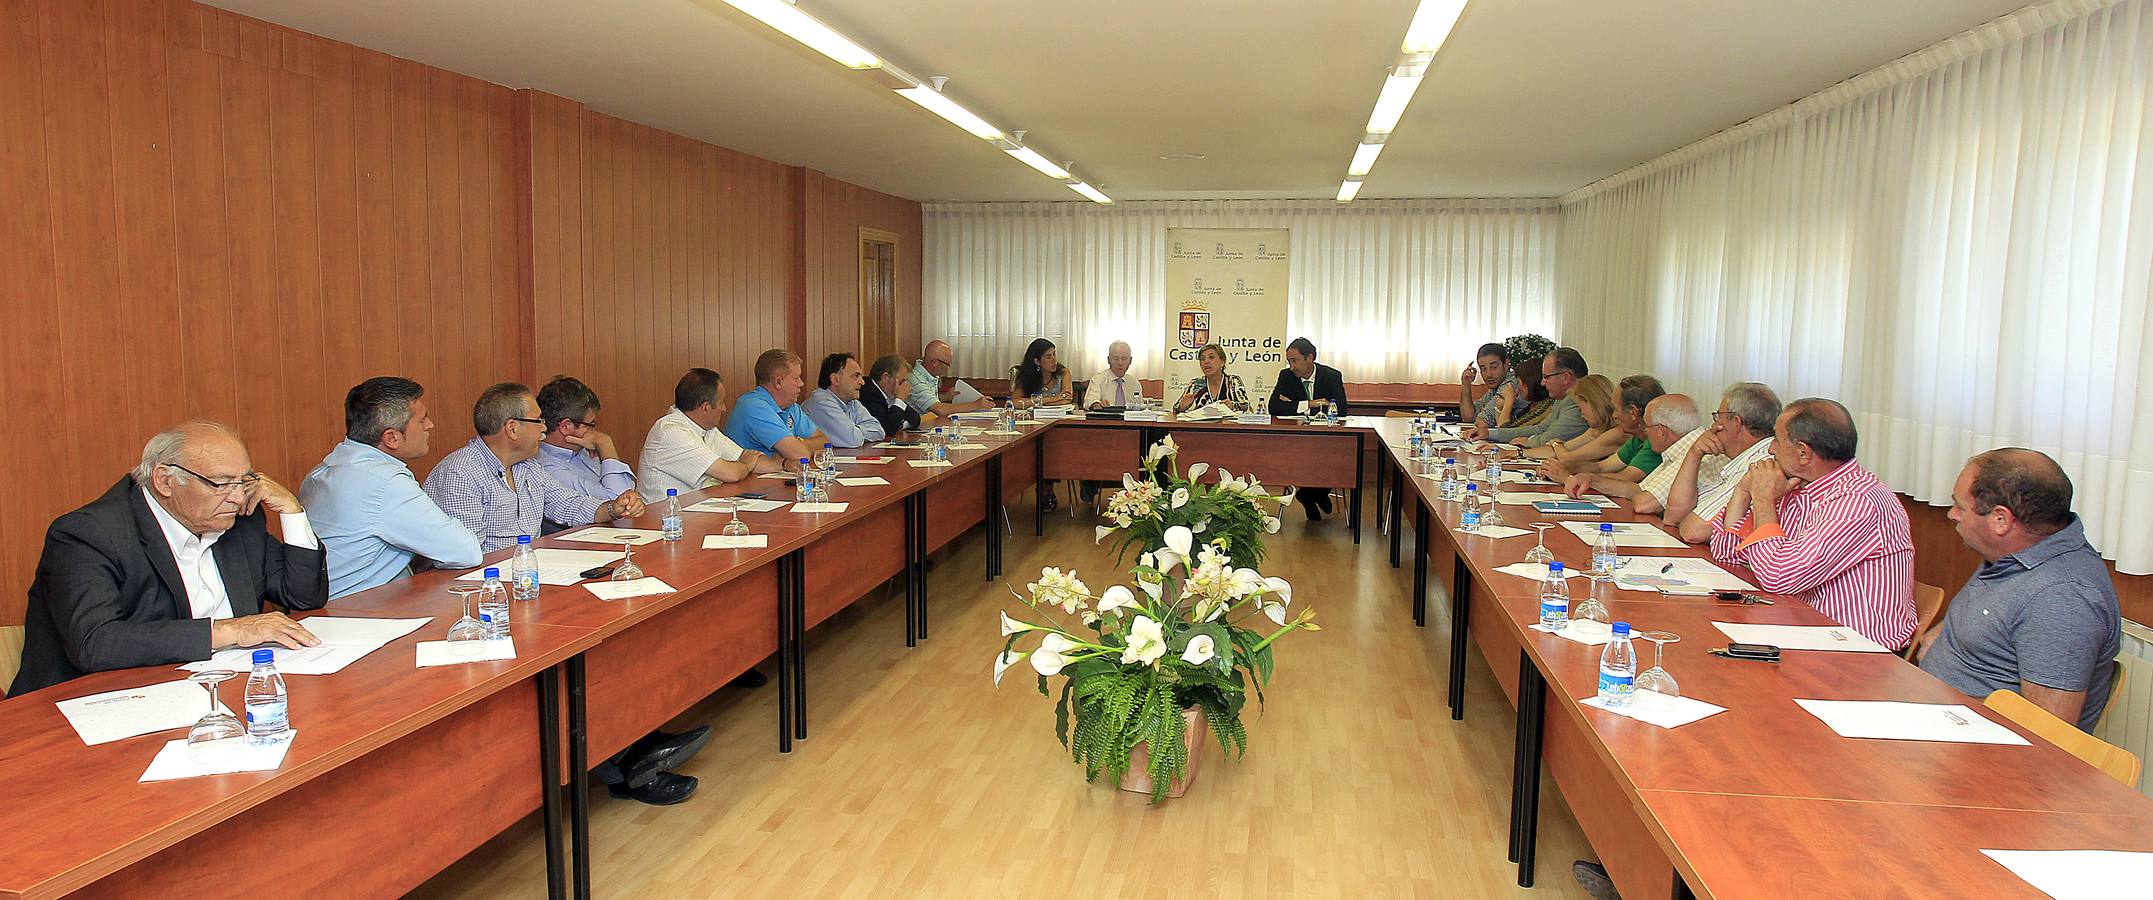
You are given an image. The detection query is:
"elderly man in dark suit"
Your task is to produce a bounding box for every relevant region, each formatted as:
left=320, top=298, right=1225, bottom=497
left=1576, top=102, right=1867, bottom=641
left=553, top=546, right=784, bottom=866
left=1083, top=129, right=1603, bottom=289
left=10, top=421, right=329, bottom=696
left=1266, top=337, right=1351, bottom=520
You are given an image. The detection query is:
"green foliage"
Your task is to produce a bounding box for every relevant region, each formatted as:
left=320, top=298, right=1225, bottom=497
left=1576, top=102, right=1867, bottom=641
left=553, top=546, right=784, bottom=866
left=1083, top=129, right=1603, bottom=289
left=1502, top=333, right=1557, bottom=368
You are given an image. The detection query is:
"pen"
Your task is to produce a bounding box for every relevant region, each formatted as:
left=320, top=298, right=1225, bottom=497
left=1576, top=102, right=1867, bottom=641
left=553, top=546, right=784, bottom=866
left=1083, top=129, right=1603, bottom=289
left=1660, top=563, right=1675, bottom=574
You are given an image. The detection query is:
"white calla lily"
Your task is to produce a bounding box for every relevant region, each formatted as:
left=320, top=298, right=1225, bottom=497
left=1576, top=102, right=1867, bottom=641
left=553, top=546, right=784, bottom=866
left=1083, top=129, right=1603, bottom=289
left=1041, top=632, right=1080, bottom=654
left=1181, top=634, right=1216, bottom=666
left=1264, top=601, right=1287, bottom=626
left=999, top=611, right=1036, bottom=636
left=1170, top=487, right=1190, bottom=509
left=1164, top=525, right=1194, bottom=559
left=1186, top=462, right=1209, bottom=481
left=1138, top=575, right=1164, bottom=599
left=1216, top=468, right=1233, bottom=484
left=1122, top=615, right=1168, bottom=665
left=994, top=650, right=1028, bottom=686
left=1031, top=645, right=1069, bottom=676
left=1095, top=525, right=1114, bottom=544
left=1097, top=585, right=1137, bottom=615
left=1263, top=515, right=1281, bottom=533
left=1264, top=576, right=1294, bottom=607
left=1122, top=473, right=1138, bottom=490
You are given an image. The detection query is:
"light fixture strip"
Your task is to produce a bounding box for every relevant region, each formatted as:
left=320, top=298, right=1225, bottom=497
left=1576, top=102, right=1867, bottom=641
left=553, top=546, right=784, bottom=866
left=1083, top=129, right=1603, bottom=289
left=719, top=0, right=880, bottom=69
left=1336, top=179, right=1363, bottom=203
left=1337, top=0, right=1469, bottom=201
left=1067, top=182, right=1113, bottom=204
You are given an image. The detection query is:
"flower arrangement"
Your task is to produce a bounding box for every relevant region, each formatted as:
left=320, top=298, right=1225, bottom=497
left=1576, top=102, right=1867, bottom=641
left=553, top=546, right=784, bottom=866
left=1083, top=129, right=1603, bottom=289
left=995, top=437, right=1318, bottom=802
left=1502, top=333, right=1557, bottom=369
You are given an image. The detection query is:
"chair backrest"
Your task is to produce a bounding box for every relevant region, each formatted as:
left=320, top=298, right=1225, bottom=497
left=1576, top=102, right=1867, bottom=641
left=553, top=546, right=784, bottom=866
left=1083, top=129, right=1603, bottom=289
left=1384, top=410, right=1417, bottom=418
left=2102, top=658, right=2125, bottom=729
left=1985, top=689, right=2142, bottom=788
left=1903, top=581, right=1949, bottom=662
left=0, top=624, right=22, bottom=698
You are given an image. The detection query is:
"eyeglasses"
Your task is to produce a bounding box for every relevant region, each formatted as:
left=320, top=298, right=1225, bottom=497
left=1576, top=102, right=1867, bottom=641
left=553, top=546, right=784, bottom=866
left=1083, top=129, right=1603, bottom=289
left=165, top=463, right=263, bottom=494
left=508, top=416, right=545, bottom=427
left=571, top=419, right=598, bottom=430
left=1711, top=410, right=1739, bottom=421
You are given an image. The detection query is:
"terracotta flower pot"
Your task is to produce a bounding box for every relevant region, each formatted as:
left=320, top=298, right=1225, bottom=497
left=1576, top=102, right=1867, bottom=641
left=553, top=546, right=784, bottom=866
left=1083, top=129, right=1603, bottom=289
left=1118, top=706, right=1208, bottom=799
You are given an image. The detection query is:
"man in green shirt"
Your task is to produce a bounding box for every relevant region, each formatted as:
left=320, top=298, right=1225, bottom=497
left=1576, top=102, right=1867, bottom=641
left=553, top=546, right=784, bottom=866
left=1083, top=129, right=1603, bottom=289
left=1564, top=393, right=1701, bottom=502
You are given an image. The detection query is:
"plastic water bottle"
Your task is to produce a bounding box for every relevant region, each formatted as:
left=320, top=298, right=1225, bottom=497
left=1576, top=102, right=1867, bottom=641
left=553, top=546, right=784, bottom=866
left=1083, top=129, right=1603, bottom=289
left=511, top=534, right=540, bottom=601
left=797, top=460, right=816, bottom=503
left=1408, top=435, right=1423, bottom=464
left=662, top=489, right=683, bottom=541
left=1598, top=623, right=1638, bottom=707
left=815, top=441, right=833, bottom=474
left=1440, top=458, right=1460, bottom=501
left=244, top=648, right=290, bottom=746
left=479, top=567, right=509, bottom=639
left=1591, top=523, right=1622, bottom=583
left=1484, top=453, right=1502, bottom=485
left=1000, top=400, right=1015, bottom=429
left=1539, top=562, right=1571, bottom=629
left=1461, top=483, right=1483, bottom=529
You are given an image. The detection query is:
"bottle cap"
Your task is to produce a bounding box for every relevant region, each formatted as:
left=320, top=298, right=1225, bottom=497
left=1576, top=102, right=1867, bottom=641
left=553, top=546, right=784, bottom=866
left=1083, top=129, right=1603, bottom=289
left=1600, top=523, right=1614, bottom=531
left=252, top=649, right=274, bottom=665
left=823, top=442, right=833, bottom=448
left=1549, top=562, right=1564, bottom=572
left=484, top=567, right=501, bottom=578
left=517, top=534, right=532, bottom=545
left=667, top=489, right=678, bottom=496
left=799, top=458, right=811, bottom=464
left=1465, top=484, right=1477, bottom=492
left=1612, top=622, right=1632, bottom=636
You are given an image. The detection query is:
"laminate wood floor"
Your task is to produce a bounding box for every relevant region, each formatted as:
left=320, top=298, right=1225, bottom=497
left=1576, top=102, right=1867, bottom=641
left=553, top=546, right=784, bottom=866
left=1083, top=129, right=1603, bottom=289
left=411, top=498, right=1597, bottom=898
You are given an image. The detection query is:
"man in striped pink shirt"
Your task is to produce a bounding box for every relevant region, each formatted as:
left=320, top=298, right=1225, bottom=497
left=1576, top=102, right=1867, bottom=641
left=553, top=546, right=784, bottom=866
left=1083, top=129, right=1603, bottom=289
left=1709, top=398, right=1916, bottom=648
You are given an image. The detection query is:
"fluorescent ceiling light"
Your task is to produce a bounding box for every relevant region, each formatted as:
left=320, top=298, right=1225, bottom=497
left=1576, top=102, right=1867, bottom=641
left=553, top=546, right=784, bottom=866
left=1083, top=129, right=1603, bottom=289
left=1365, top=72, right=1423, bottom=134
left=1348, top=142, right=1384, bottom=177
left=1006, top=145, right=1072, bottom=180
left=1336, top=179, right=1363, bottom=203
left=719, top=0, right=881, bottom=69
left=1402, top=0, right=1470, bottom=54
left=1067, top=182, right=1113, bottom=204
left=896, top=86, right=1003, bottom=140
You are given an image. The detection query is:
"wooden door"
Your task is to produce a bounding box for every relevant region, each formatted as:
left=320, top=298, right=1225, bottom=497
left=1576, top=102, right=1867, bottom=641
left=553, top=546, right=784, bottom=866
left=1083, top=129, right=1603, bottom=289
left=859, top=227, right=898, bottom=360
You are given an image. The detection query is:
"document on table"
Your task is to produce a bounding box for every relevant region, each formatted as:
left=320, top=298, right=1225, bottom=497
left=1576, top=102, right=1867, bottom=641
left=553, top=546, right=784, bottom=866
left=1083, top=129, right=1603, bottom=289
left=982, top=429, right=1023, bottom=436
left=792, top=502, right=850, bottom=514
left=1979, top=849, right=2153, bottom=900
left=416, top=638, right=517, bottom=667
left=757, top=470, right=801, bottom=482
left=452, top=549, right=625, bottom=585
left=1713, top=622, right=1890, bottom=653
left=1530, top=621, right=1614, bottom=646
left=703, top=534, right=769, bottom=549
left=1794, top=699, right=2029, bottom=745
left=837, top=476, right=890, bottom=487
left=1497, top=491, right=1614, bottom=507
left=140, top=731, right=297, bottom=782
left=584, top=577, right=676, bottom=601
left=1580, top=692, right=1727, bottom=729
left=1495, top=562, right=1555, bottom=582
left=838, top=456, right=894, bottom=464
left=909, top=459, right=954, bottom=468
left=179, top=616, right=433, bottom=676
left=1559, top=520, right=1687, bottom=548
left=58, top=679, right=227, bottom=746
left=685, top=498, right=787, bottom=514
left=1614, top=557, right=1758, bottom=594
left=553, top=526, right=667, bottom=546
left=1458, top=525, right=1531, bottom=540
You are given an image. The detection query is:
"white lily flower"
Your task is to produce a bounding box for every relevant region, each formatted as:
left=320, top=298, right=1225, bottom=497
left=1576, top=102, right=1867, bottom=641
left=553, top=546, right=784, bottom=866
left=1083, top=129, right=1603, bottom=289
left=1031, top=645, right=1069, bottom=676
left=999, top=611, right=1036, bottom=636
left=1098, top=585, right=1137, bottom=615
left=1138, top=575, right=1164, bottom=600
left=1139, top=551, right=1157, bottom=569
left=1181, top=634, right=1216, bottom=666
left=1191, top=519, right=1207, bottom=533
left=1153, top=548, right=1183, bottom=575
left=994, top=650, right=1028, bottom=686
left=1264, top=601, right=1287, bottom=626
left=1041, top=632, right=1080, bottom=654
left=1264, top=576, right=1294, bottom=608
left=1081, top=610, right=1101, bottom=627
left=1095, top=525, right=1114, bottom=545
left=1216, top=468, right=1233, bottom=484
left=1122, top=615, right=1167, bottom=665
left=1170, top=487, right=1190, bottom=509
left=1164, top=525, right=1194, bottom=559
left=1122, top=473, right=1138, bottom=490
left=1186, top=462, right=1209, bottom=481
left=1262, top=515, right=1281, bottom=533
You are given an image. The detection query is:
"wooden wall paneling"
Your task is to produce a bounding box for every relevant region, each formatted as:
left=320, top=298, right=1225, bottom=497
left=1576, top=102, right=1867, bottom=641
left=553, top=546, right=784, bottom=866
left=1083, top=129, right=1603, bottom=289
left=425, top=66, right=465, bottom=413
left=0, top=0, right=67, bottom=627
left=350, top=47, right=400, bottom=397
left=270, top=50, right=327, bottom=467
left=109, top=0, right=184, bottom=454
left=312, top=33, right=366, bottom=421
left=221, top=13, right=288, bottom=475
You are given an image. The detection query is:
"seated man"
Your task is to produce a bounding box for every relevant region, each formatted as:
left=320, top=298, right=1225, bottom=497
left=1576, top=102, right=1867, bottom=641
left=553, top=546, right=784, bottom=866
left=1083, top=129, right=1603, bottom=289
left=12, top=422, right=328, bottom=695
left=1084, top=341, right=1148, bottom=410
left=1541, top=376, right=1665, bottom=478
left=908, top=339, right=993, bottom=419
left=639, top=367, right=777, bottom=502
left=1659, top=382, right=1781, bottom=542
left=1710, top=398, right=1916, bottom=649
left=535, top=375, right=645, bottom=533
left=862, top=355, right=922, bottom=436
left=1564, top=394, right=1701, bottom=503
left=1920, top=449, right=2120, bottom=731
left=803, top=352, right=886, bottom=448
left=301, top=377, right=484, bottom=599
left=1267, top=337, right=1350, bottom=520
left=425, top=383, right=705, bottom=806
left=724, top=350, right=828, bottom=466
left=1485, top=348, right=1590, bottom=447
left=1462, top=342, right=1522, bottom=429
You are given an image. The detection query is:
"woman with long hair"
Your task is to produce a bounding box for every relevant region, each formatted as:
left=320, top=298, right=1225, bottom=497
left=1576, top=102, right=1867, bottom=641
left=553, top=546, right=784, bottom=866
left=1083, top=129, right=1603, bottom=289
left=1011, top=338, right=1072, bottom=406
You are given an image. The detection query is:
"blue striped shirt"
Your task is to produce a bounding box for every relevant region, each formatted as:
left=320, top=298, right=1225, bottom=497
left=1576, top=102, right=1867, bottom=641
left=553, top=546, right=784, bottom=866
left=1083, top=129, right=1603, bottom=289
left=423, top=437, right=604, bottom=553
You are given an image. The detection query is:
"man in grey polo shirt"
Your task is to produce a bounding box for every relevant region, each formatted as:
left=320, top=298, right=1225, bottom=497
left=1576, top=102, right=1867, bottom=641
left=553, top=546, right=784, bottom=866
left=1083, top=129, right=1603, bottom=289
left=1920, top=449, right=2120, bottom=731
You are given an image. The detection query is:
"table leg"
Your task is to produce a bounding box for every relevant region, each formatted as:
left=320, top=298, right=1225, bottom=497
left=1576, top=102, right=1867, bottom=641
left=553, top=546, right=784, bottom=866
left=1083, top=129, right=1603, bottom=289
left=1411, top=500, right=1429, bottom=628
left=776, top=554, right=794, bottom=754
left=1350, top=435, right=1364, bottom=544
left=1375, top=452, right=1388, bottom=536
left=985, top=456, right=1001, bottom=581
left=1673, top=874, right=1699, bottom=900
left=1514, top=656, right=1547, bottom=887
left=1449, top=552, right=1470, bottom=721
left=790, top=549, right=807, bottom=741
left=903, top=494, right=920, bottom=648
left=537, top=665, right=565, bottom=900
left=1034, top=443, right=1046, bottom=537
left=1389, top=464, right=1404, bottom=568
left=916, top=493, right=931, bottom=640
left=565, top=654, right=589, bottom=900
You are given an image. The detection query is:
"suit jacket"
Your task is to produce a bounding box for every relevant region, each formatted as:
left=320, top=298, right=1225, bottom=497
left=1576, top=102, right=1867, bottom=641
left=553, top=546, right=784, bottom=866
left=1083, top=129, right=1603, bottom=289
left=10, top=476, right=330, bottom=696
left=1268, top=364, right=1349, bottom=416
left=860, top=380, right=921, bottom=437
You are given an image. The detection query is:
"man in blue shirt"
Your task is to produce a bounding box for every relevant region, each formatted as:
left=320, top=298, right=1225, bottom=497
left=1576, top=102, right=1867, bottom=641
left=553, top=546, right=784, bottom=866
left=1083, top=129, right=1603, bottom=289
left=803, top=353, right=886, bottom=448
left=534, top=375, right=645, bottom=532
left=1920, top=449, right=2121, bottom=731
left=300, top=377, right=484, bottom=599
left=723, top=349, right=826, bottom=465
left=907, top=339, right=992, bottom=419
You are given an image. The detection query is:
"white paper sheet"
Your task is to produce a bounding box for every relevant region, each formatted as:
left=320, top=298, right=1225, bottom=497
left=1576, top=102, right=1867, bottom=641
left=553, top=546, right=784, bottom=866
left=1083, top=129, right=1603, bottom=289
left=140, top=730, right=297, bottom=782
left=1501, top=471, right=1559, bottom=486
left=1979, top=849, right=2153, bottom=900
left=1495, top=562, right=1556, bottom=582
left=451, top=549, right=624, bottom=586
left=757, top=471, right=801, bottom=482
left=838, top=456, right=894, bottom=464
left=944, top=443, right=988, bottom=451
left=703, top=534, right=769, bottom=549
left=583, top=578, right=677, bottom=601
left=1531, top=621, right=1614, bottom=646
left=836, top=476, right=890, bottom=487
left=908, top=460, right=954, bottom=468
left=1457, top=525, right=1531, bottom=540
left=1794, top=699, right=2029, bottom=745
left=416, top=638, right=517, bottom=667
left=552, top=527, right=667, bottom=546
left=1496, top=491, right=1571, bottom=505
left=57, top=679, right=231, bottom=746
left=791, top=502, right=850, bottom=514
left=982, top=429, right=1024, bottom=436
left=1614, top=557, right=1759, bottom=594
left=684, top=498, right=787, bottom=514
left=1559, top=520, right=1688, bottom=548
left=178, top=614, right=433, bottom=677
left=1714, top=622, right=1890, bottom=653
left=1580, top=692, right=1727, bottom=729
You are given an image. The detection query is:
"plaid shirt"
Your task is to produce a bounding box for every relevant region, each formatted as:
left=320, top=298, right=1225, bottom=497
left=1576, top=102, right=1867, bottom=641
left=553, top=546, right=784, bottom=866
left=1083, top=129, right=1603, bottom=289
left=423, top=437, right=603, bottom=552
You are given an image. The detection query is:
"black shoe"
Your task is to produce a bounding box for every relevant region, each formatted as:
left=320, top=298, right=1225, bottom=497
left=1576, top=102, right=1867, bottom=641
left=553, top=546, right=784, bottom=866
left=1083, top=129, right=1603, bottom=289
left=1572, top=861, right=1619, bottom=900
left=621, top=725, right=713, bottom=789
left=1302, top=498, right=1323, bottom=522
left=731, top=668, right=769, bottom=689
left=1317, top=492, right=1334, bottom=514
left=1039, top=492, right=1058, bottom=513
left=609, top=771, right=698, bottom=806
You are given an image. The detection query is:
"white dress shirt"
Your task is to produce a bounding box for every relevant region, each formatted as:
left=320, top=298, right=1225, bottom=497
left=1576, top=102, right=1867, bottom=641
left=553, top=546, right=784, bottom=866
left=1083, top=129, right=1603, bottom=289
left=1085, top=368, right=1149, bottom=407
left=638, top=407, right=749, bottom=502
left=140, top=487, right=318, bottom=620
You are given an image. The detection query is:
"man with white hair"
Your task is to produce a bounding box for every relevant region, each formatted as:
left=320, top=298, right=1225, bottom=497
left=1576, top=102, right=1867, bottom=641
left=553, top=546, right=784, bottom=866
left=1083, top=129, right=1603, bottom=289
left=1084, top=341, right=1149, bottom=409
left=1563, top=393, right=1702, bottom=502
left=12, top=422, right=329, bottom=695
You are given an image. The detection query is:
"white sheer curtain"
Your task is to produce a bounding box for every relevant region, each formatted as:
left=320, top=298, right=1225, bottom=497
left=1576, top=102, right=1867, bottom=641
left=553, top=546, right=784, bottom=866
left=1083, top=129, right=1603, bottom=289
left=924, top=199, right=1560, bottom=384
left=1558, top=0, right=2153, bottom=573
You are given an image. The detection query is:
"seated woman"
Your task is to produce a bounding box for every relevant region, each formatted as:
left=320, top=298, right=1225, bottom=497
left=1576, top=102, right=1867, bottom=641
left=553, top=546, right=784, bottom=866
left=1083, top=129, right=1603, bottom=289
left=1011, top=338, right=1073, bottom=407
left=1174, top=343, right=1249, bottom=413
left=1462, top=342, right=1522, bottom=428
left=1523, top=374, right=1620, bottom=466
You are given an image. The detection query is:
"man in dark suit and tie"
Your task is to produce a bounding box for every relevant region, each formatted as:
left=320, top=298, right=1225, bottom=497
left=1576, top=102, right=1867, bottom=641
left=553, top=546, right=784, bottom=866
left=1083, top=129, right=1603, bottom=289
left=863, top=354, right=923, bottom=437
left=1268, top=337, right=1351, bottom=521
left=10, top=422, right=329, bottom=696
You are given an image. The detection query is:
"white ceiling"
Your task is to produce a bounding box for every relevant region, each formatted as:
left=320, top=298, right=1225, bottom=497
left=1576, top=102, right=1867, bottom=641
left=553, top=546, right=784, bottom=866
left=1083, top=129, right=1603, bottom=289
left=205, top=0, right=2034, bottom=201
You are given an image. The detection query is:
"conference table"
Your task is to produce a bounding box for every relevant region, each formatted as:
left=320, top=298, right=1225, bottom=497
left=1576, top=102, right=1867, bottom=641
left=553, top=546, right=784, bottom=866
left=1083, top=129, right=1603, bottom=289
left=1371, top=417, right=2153, bottom=899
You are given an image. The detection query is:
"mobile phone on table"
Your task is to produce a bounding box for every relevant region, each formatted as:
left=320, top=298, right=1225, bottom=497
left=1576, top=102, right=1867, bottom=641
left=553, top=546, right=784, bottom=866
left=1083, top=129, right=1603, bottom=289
left=739, top=492, right=767, bottom=500
left=1720, top=643, right=1780, bottom=662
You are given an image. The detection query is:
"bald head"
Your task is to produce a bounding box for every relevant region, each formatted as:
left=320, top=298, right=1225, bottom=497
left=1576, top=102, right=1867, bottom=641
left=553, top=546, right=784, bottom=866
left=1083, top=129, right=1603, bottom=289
left=1643, top=394, right=1701, bottom=451
left=1966, top=448, right=2075, bottom=536
left=1781, top=398, right=1857, bottom=462
left=921, top=340, right=956, bottom=377
left=134, top=422, right=255, bottom=535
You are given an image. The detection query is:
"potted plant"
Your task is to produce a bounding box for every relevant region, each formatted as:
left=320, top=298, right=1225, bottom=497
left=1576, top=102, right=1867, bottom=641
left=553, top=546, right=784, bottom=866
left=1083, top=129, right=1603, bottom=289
left=994, top=437, right=1320, bottom=802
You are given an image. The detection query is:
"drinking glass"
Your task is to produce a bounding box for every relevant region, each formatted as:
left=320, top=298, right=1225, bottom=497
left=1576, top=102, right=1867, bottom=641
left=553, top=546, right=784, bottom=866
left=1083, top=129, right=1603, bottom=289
left=716, top=497, right=751, bottom=537
left=185, top=670, right=244, bottom=760
left=611, top=539, right=644, bottom=581
left=1525, top=523, right=1556, bottom=564
left=1573, top=578, right=1614, bottom=630
left=1635, top=631, right=1681, bottom=697
left=445, top=584, right=489, bottom=654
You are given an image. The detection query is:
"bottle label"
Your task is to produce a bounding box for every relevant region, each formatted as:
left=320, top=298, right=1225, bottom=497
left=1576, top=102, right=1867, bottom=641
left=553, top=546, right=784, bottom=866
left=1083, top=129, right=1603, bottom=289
left=1598, top=670, right=1633, bottom=695
left=1541, top=599, right=1567, bottom=618
left=246, top=701, right=288, bottom=732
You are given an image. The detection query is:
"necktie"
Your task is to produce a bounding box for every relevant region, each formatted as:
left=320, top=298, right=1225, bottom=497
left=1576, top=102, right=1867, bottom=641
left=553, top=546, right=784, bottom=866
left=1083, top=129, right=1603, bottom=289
left=1115, top=377, right=1125, bottom=406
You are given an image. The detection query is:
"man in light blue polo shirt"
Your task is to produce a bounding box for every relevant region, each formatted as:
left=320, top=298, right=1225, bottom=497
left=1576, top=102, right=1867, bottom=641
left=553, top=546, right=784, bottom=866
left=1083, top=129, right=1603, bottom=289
left=908, top=339, right=992, bottom=419
left=723, top=349, right=826, bottom=467
left=299, top=377, right=483, bottom=599
left=803, top=352, right=885, bottom=449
